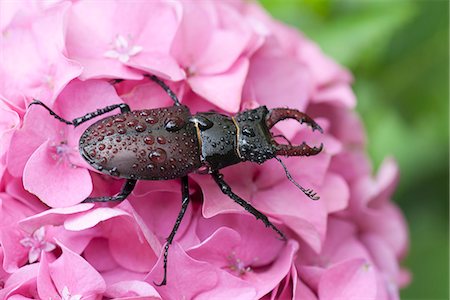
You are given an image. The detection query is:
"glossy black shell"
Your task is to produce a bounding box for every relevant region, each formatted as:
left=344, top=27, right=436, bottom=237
left=79, top=105, right=202, bottom=180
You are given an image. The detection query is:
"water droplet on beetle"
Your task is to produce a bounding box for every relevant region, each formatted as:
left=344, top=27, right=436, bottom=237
left=144, top=136, right=154, bottom=145
left=164, top=116, right=185, bottom=132
left=109, top=167, right=120, bottom=176
left=149, top=148, right=167, bottom=163
left=135, top=124, right=146, bottom=132
left=127, top=119, right=138, bottom=127
left=118, top=128, right=127, bottom=134
left=145, top=116, right=158, bottom=124
left=157, top=136, right=166, bottom=144
left=98, top=144, right=106, bottom=150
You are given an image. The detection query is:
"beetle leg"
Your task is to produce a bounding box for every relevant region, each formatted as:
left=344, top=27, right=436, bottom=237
left=29, top=99, right=130, bottom=127
left=211, top=171, right=287, bottom=240
left=144, top=74, right=181, bottom=106
left=83, top=179, right=136, bottom=203
left=154, top=175, right=190, bottom=286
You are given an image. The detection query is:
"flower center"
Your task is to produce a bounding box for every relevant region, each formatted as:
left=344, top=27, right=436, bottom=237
left=19, top=226, right=56, bottom=263
left=62, top=286, right=82, bottom=300
left=227, top=253, right=251, bottom=276
left=104, top=34, right=143, bottom=63
left=50, top=140, right=76, bottom=167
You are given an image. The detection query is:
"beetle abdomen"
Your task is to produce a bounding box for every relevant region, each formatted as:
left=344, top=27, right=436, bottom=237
left=79, top=105, right=202, bottom=180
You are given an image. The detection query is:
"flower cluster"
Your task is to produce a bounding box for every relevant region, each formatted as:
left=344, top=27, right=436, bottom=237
left=0, top=1, right=409, bottom=299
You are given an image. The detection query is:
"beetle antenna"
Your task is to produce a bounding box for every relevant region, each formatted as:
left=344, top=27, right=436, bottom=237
left=275, top=157, right=320, bottom=200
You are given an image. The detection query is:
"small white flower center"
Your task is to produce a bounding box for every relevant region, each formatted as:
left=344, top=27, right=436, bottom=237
left=104, top=34, right=143, bottom=63
left=62, top=286, right=82, bottom=300
left=19, top=226, right=56, bottom=263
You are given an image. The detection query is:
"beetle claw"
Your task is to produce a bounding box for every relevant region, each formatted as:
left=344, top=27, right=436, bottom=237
left=266, top=108, right=323, bottom=157
left=266, top=108, right=323, bottom=133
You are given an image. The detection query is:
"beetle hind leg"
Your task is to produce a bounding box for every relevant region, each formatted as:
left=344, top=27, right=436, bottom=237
left=211, top=171, right=287, bottom=240
left=83, top=179, right=136, bottom=203
left=154, top=175, right=190, bottom=286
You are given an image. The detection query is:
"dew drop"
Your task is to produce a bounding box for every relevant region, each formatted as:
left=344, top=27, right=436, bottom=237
left=135, top=124, right=146, bottom=132
left=127, top=119, right=138, bottom=127
left=164, top=116, right=185, bottom=132
left=89, top=149, right=96, bottom=157
left=115, top=136, right=122, bottom=142
left=149, top=148, right=167, bottom=163
left=144, top=136, right=154, bottom=145
left=98, top=144, right=106, bottom=150
left=118, top=128, right=127, bottom=134
left=157, top=136, right=166, bottom=144
left=100, top=157, right=107, bottom=164
left=113, top=116, right=126, bottom=123
left=106, top=129, right=114, bottom=136
left=145, top=116, right=158, bottom=124
left=109, top=167, right=120, bottom=177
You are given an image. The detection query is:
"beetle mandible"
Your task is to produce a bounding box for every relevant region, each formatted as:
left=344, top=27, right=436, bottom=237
left=30, top=74, right=323, bottom=286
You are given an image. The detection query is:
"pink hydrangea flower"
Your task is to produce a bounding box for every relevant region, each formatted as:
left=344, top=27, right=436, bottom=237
left=0, top=1, right=409, bottom=299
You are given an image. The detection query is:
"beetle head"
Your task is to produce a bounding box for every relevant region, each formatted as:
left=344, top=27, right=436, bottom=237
left=234, top=106, right=323, bottom=164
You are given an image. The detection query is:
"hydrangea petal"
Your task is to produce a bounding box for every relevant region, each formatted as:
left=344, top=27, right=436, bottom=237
left=318, top=259, right=377, bottom=300
left=105, top=280, right=161, bottom=299
left=188, top=58, right=249, bottom=113
left=23, top=140, right=93, bottom=207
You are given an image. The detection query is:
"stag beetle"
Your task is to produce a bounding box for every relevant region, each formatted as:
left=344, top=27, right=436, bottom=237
left=30, top=74, right=323, bottom=285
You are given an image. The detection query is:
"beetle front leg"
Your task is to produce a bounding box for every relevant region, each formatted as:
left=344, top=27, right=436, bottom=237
left=29, top=99, right=130, bottom=127
left=211, top=171, right=287, bottom=240
left=144, top=74, right=181, bottom=106
left=83, top=179, right=136, bottom=203
left=155, top=175, right=190, bottom=286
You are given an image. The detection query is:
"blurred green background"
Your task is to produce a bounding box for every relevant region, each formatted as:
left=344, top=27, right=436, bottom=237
left=261, top=1, right=449, bottom=299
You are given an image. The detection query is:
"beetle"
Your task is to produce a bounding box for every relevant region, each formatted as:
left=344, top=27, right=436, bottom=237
left=30, top=74, right=323, bottom=285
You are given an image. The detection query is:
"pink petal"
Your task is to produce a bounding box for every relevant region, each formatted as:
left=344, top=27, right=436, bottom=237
left=63, top=207, right=128, bottom=231
left=23, top=140, right=93, bottom=207
left=0, top=2, right=81, bottom=104
left=126, top=52, right=184, bottom=81
left=1, top=226, right=28, bottom=272
left=243, top=38, right=313, bottom=116
left=318, top=259, right=377, bottom=300
left=146, top=242, right=219, bottom=299
left=255, top=181, right=327, bottom=253
left=319, top=173, right=349, bottom=213
left=48, top=242, right=106, bottom=297
left=19, top=204, right=94, bottom=232
left=193, top=162, right=257, bottom=218
left=37, top=253, right=59, bottom=300
left=127, top=191, right=192, bottom=246
left=193, top=214, right=285, bottom=266
left=312, top=82, right=356, bottom=108
left=105, top=280, right=162, bottom=299
left=83, top=238, right=119, bottom=272
left=1, top=263, right=39, bottom=300
left=188, top=58, right=249, bottom=113
left=170, top=2, right=213, bottom=70
left=7, top=106, right=61, bottom=178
